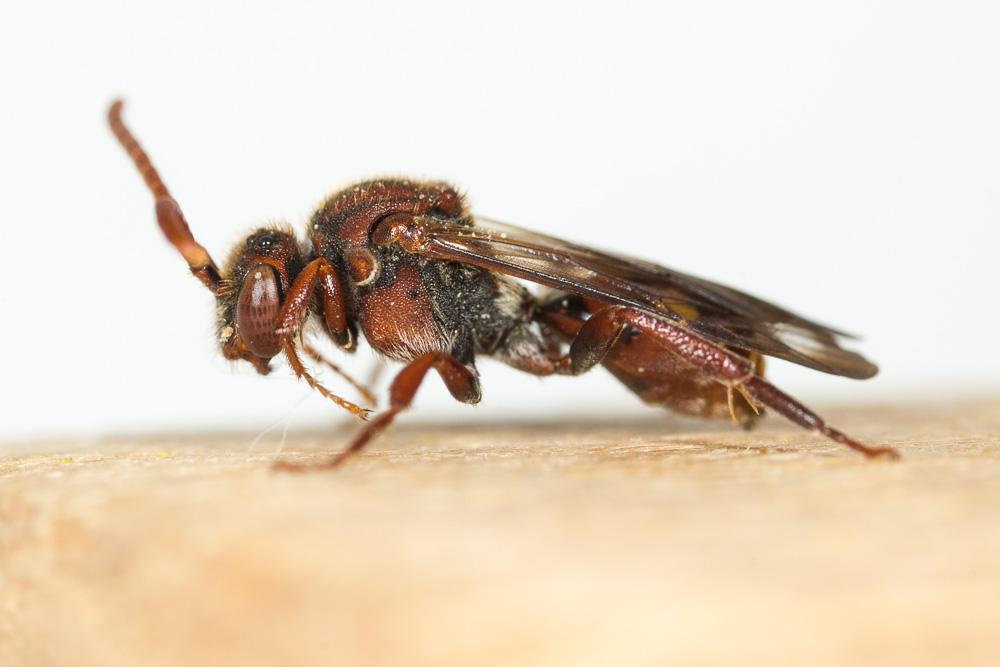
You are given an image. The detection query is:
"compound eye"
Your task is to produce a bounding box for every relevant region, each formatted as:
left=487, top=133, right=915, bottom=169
left=236, top=264, right=282, bottom=358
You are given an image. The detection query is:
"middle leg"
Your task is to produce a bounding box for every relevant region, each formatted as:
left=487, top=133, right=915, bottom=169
left=273, top=352, right=481, bottom=472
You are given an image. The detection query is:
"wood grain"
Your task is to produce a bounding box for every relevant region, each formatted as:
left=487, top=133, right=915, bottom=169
left=2, top=400, right=999, bottom=666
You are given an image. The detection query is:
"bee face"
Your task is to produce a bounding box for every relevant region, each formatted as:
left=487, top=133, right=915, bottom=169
left=217, top=228, right=304, bottom=370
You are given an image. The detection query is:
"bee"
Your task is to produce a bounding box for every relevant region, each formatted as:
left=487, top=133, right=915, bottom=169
left=108, top=101, right=898, bottom=470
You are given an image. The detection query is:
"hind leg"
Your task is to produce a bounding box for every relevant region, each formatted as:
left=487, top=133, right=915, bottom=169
left=540, top=305, right=898, bottom=459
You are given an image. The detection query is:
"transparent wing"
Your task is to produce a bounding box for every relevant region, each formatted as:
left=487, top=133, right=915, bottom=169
left=412, top=216, right=877, bottom=379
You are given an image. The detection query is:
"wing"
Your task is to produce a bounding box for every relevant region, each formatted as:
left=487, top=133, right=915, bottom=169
left=411, top=216, right=877, bottom=379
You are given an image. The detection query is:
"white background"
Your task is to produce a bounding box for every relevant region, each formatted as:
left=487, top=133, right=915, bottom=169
left=0, top=1, right=996, bottom=441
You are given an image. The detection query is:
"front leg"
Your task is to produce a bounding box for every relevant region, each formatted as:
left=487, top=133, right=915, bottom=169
left=558, top=306, right=899, bottom=460
left=274, top=352, right=481, bottom=472
left=276, top=257, right=370, bottom=419
left=277, top=257, right=355, bottom=349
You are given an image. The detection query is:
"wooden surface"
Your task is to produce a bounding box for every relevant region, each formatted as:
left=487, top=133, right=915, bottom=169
left=2, top=400, right=999, bottom=666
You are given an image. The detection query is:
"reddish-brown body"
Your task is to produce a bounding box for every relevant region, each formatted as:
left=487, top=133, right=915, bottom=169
left=108, top=101, right=899, bottom=469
